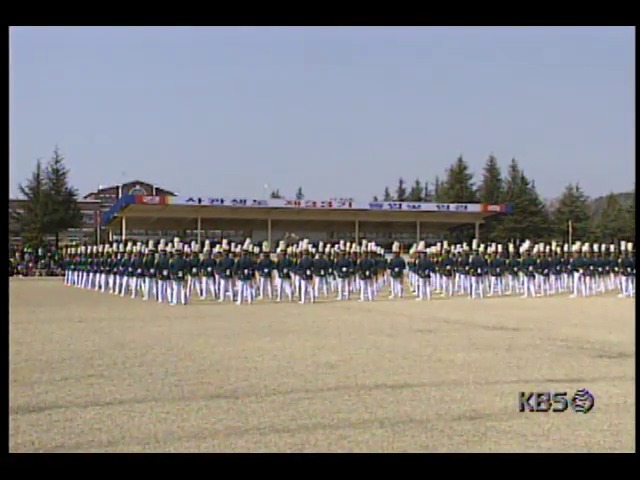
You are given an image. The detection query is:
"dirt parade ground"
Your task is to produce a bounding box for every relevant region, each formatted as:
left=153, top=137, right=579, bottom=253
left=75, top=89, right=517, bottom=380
left=9, top=277, right=635, bottom=452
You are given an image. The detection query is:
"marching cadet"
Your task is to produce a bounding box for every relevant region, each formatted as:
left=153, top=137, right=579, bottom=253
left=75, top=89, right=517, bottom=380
left=155, top=241, right=171, bottom=303
left=388, top=241, right=406, bottom=299
left=169, top=241, right=189, bottom=305
left=131, top=244, right=145, bottom=299
left=603, top=243, right=616, bottom=294
left=117, top=243, right=131, bottom=296
left=86, top=246, right=96, bottom=290
left=93, top=246, right=102, bottom=290
left=76, top=246, right=85, bottom=288
left=350, top=245, right=360, bottom=296
left=84, top=246, right=93, bottom=289
left=63, top=247, right=71, bottom=285
left=108, top=244, right=119, bottom=294
left=143, top=241, right=157, bottom=301
left=257, top=242, right=274, bottom=300
left=97, top=245, right=107, bottom=293
left=74, top=246, right=83, bottom=288
left=593, top=244, right=607, bottom=295
left=506, top=243, right=521, bottom=296
left=199, top=241, right=217, bottom=301
left=583, top=244, right=596, bottom=296
left=521, top=242, right=537, bottom=299
left=357, top=243, right=376, bottom=302
left=550, top=244, right=564, bottom=295
left=414, top=243, right=428, bottom=301
left=455, top=245, right=470, bottom=296
left=313, top=243, right=331, bottom=299
left=235, top=239, right=256, bottom=305
left=569, top=242, right=586, bottom=298
left=536, top=244, right=552, bottom=297
left=619, top=241, right=635, bottom=298
left=415, top=244, right=435, bottom=301
left=428, top=247, right=440, bottom=295
left=275, top=244, right=295, bottom=302
left=373, top=247, right=386, bottom=296
left=335, top=247, right=353, bottom=300
left=89, top=246, right=98, bottom=290
left=439, top=244, right=456, bottom=297
left=297, top=242, right=316, bottom=304
left=217, top=242, right=236, bottom=303
left=184, top=243, right=196, bottom=298
left=561, top=244, right=573, bottom=293
left=608, top=243, right=619, bottom=292
left=327, top=245, right=337, bottom=294
left=114, top=243, right=125, bottom=295
left=488, top=244, right=505, bottom=297
left=468, top=242, right=487, bottom=300
left=407, top=243, right=418, bottom=295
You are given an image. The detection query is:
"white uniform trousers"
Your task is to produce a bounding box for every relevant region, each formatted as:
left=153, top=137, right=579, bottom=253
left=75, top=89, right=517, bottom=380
left=360, top=279, right=375, bottom=302
left=336, top=277, right=350, bottom=300
left=390, top=277, right=403, bottom=298
left=299, top=279, right=315, bottom=304
left=259, top=276, right=273, bottom=299
left=171, top=280, right=187, bottom=305
left=218, top=278, right=235, bottom=302
left=237, top=280, right=253, bottom=305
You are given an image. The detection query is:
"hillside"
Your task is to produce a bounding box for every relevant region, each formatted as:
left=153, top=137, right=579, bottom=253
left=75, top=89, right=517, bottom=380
left=589, top=192, right=634, bottom=218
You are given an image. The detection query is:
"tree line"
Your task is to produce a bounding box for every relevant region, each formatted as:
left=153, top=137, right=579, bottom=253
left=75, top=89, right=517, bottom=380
left=374, top=155, right=635, bottom=244
left=13, top=147, right=82, bottom=248
left=15, top=149, right=634, bottom=248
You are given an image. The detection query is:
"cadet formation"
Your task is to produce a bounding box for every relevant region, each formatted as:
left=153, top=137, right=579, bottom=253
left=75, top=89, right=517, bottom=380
left=60, top=236, right=635, bottom=306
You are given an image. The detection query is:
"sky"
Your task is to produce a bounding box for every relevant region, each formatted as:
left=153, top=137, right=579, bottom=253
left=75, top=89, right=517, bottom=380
left=10, top=26, right=635, bottom=202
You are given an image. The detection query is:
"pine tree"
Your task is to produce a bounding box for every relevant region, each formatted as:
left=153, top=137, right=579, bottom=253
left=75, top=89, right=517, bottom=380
left=624, top=184, right=635, bottom=241
left=15, top=160, right=48, bottom=247
left=477, top=155, right=504, bottom=239
left=494, top=159, right=549, bottom=242
left=438, top=156, right=477, bottom=203
left=43, top=147, right=82, bottom=248
left=422, top=180, right=432, bottom=202
left=552, top=183, right=592, bottom=242
left=477, top=155, right=503, bottom=204
left=433, top=176, right=444, bottom=202
left=594, top=193, right=628, bottom=243
left=295, top=187, right=304, bottom=200
left=408, top=178, right=423, bottom=202
left=372, top=195, right=379, bottom=202
left=383, top=186, right=393, bottom=201
left=270, top=189, right=283, bottom=199
left=395, top=178, right=407, bottom=202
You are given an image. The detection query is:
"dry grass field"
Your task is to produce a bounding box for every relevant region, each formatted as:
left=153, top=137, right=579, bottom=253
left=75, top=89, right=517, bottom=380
left=9, top=277, right=635, bottom=452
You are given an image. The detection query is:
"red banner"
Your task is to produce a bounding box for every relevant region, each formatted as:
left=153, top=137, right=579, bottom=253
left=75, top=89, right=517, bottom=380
left=134, top=195, right=170, bottom=205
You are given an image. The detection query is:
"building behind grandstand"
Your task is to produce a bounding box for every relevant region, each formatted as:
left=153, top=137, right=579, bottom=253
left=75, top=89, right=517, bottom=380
left=9, top=180, right=176, bottom=247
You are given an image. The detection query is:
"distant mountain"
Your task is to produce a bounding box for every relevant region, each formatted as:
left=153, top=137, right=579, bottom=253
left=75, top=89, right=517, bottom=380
left=541, top=191, right=633, bottom=218
left=589, top=192, right=634, bottom=218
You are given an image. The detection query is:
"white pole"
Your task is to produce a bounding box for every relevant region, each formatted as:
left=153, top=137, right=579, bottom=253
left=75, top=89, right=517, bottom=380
left=197, top=216, right=202, bottom=245
left=568, top=220, right=572, bottom=246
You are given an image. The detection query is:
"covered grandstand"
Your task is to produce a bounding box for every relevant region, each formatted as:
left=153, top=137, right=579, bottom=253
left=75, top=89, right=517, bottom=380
left=101, top=194, right=513, bottom=247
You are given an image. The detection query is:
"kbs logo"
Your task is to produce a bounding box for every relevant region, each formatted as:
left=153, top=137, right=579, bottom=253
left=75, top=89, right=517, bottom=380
left=518, top=389, right=595, bottom=413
